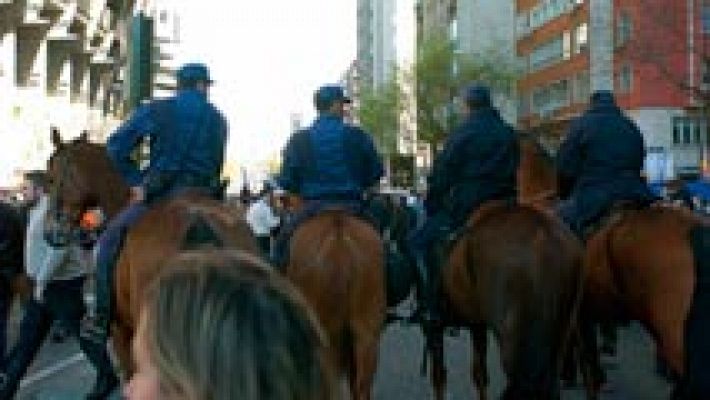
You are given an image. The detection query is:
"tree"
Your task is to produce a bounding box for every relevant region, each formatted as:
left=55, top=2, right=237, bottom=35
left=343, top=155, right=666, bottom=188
left=412, top=33, right=517, bottom=154
left=621, top=0, right=710, bottom=178
left=357, top=75, right=404, bottom=156
left=623, top=0, right=710, bottom=108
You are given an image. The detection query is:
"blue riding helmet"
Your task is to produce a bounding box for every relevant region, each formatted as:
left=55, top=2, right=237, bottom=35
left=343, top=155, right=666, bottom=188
left=177, top=63, right=213, bottom=85
left=463, top=84, right=492, bottom=108
left=314, top=85, right=351, bottom=111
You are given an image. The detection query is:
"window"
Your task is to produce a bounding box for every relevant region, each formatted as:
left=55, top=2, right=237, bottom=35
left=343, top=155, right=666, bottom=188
left=572, top=71, right=590, bottom=103
left=702, top=61, right=710, bottom=87
left=616, top=12, right=632, bottom=46
left=563, top=31, right=572, bottom=59
left=574, top=23, right=588, bottom=53
left=673, top=124, right=681, bottom=145
left=527, top=0, right=578, bottom=32
left=673, top=117, right=709, bottom=146
left=531, top=79, right=571, bottom=116
left=529, top=35, right=565, bottom=71
left=703, top=5, right=710, bottom=34
left=617, top=64, right=633, bottom=93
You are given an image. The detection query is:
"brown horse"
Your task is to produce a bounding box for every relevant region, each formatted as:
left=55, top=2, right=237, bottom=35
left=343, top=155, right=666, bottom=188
left=285, top=209, right=385, bottom=400
left=43, top=130, right=259, bottom=375
left=518, top=132, right=710, bottom=398
left=430, top=196, right=582, bottom=399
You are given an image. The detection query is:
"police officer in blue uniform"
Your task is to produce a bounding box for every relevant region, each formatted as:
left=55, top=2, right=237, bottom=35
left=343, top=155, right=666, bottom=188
left=272, top=85, right=384, bottom=267
left=557, top=90, right=654, bottom=238
left=410, top=84, right=519, bottom=324
left=81, top=63, right=228, bottom=353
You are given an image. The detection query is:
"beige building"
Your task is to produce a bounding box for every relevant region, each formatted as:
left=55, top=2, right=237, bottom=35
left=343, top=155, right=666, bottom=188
left=0, top=0, right=177, bottom=187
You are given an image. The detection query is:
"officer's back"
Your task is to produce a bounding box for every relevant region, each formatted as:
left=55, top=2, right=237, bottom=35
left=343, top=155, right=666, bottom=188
left=427, top=85, right=518, bottom=223
left=563, top=91, right=645, bottom=187
left=107, top=63, right=227, bottom=193
left=279, top=85, right=383, bottom=201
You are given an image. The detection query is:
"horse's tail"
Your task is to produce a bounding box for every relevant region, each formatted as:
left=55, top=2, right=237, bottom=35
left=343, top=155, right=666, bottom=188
left=519, top=210, right=583, bottom=395
left=319, top=212, right=359, bottom=315
left=684, top=223, right=710, bottom=395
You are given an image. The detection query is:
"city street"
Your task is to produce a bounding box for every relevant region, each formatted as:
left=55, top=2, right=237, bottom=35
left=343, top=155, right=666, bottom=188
left=11, top=303, right=672, bottom=399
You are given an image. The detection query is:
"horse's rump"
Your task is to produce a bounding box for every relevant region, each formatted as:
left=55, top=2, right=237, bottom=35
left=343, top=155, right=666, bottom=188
left=287, top=210, right=385, bottom=331
left=443, top=201, right=582, bottom=387
left=115, top=192, right=259, bottom=331
left=585, top=206, right=707, bottom=376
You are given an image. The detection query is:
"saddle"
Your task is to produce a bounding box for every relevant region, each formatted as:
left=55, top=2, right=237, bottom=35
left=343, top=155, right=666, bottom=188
left=580, top=198, right=653, bottom=241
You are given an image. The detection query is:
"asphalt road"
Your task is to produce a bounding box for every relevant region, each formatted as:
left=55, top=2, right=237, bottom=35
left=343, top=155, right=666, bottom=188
left=12, top=313, right=671, bottom=399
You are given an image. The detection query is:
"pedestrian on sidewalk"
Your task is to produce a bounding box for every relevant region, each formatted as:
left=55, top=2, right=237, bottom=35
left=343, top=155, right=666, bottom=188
left=0, top=172, right=117, bottom=400
left=246, top=187, right=281, bottom=258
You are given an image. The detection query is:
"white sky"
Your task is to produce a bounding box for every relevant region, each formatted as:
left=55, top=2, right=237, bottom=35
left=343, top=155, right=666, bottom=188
left=173, top=0, right=357, bottom=169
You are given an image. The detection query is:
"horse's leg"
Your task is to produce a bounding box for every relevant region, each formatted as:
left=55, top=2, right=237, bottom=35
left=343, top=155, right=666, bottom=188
left=428, top=324, right=446, bottom=400
left=471, top=324, right=489, bottom=400
left=112, top=323, right=134, bottom=378
left=578, top=313, right=603, bottom=400
left=350, top=330, right=378, bottom=400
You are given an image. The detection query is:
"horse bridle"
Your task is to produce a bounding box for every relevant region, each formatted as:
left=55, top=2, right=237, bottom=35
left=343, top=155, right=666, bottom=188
left=46, top=148, right=78, bottom=247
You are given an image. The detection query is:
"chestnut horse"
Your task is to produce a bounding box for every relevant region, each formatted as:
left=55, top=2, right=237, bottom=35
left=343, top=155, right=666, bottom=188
left=429, top=196, right=582, bottom=399
left=43, top=130, right=259, bottom=374
left=285, top=209, right=385, bottom=400
left=518, top=132, right=710, bottom=398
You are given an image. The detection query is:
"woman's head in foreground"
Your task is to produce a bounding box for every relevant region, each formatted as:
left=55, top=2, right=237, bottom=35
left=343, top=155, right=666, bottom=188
left=124, top=249, right=333, bottom=400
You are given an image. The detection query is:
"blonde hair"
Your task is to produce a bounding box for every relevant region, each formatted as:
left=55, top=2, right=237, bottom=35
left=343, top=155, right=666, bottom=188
left=141, top=250, right=334, bottom=400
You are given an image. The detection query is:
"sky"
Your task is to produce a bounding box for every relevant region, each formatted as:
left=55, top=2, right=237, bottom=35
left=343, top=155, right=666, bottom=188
left=173, top=0, right=357, bottom=171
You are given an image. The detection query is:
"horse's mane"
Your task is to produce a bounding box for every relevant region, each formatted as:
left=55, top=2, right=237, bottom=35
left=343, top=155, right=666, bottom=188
left=518, top=131, right=557, bottom=165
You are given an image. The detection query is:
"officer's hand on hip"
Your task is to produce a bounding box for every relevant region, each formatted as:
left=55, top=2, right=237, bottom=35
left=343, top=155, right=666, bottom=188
left=129, top=186, right=145, bottom=204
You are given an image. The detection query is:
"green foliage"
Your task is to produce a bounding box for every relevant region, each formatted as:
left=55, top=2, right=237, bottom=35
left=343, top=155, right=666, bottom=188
left=357, top=75, right=404, bottom=156
left=413, top=33, right=517, bottom=150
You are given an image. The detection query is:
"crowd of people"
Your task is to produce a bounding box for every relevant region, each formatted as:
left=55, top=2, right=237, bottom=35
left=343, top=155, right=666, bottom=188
left=0, top=58, right=707, bottom=399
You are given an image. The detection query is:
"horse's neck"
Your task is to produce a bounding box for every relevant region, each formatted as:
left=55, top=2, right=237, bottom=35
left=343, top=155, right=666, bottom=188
left=518, top=141, right=558, bottom=202
left=88, top=152, right=130, bottom=219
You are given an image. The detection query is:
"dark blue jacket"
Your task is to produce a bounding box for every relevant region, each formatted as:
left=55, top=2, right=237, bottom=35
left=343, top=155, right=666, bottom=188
left=557, top=94, right=650, bottom=201
left=426, top=107, right=519, bottom=225
left=107, top=89, right=227, bottom=194
left=278, top=114, right=384, bottom=201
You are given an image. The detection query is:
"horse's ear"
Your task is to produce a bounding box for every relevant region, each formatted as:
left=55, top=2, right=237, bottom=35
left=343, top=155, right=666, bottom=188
left=50, top=127, right=63, bottom=148
left=79, top=130, right=89, bottom=142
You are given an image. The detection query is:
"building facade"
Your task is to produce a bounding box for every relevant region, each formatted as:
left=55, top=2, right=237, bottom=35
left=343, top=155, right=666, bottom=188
left=0, top=0, right=175, bottom=186
left=516, top=0, right=710, bottom=179
left=356, top=0, right=418, bottom=171
left=418, top=0, right=518, bottom=123
left=357, top=0, right=397, bottom=89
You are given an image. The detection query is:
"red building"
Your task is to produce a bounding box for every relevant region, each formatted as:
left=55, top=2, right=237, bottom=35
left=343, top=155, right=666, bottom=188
left=516, top=0, right=710, bottom=179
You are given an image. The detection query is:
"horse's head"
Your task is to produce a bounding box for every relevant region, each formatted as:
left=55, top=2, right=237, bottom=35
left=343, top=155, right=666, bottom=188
left=44, top=128, right=127, bottom=245
left=517, top=132, right=560, bottom=204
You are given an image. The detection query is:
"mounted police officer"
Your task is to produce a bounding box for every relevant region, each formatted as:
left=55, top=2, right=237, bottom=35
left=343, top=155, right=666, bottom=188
left=410, top=84, right=519, bottom=324
left=557, top=90, right=655, bottom=238
left=80, top=63, right=228, bottom=355
left=272, top=84, right=384, bottom=268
